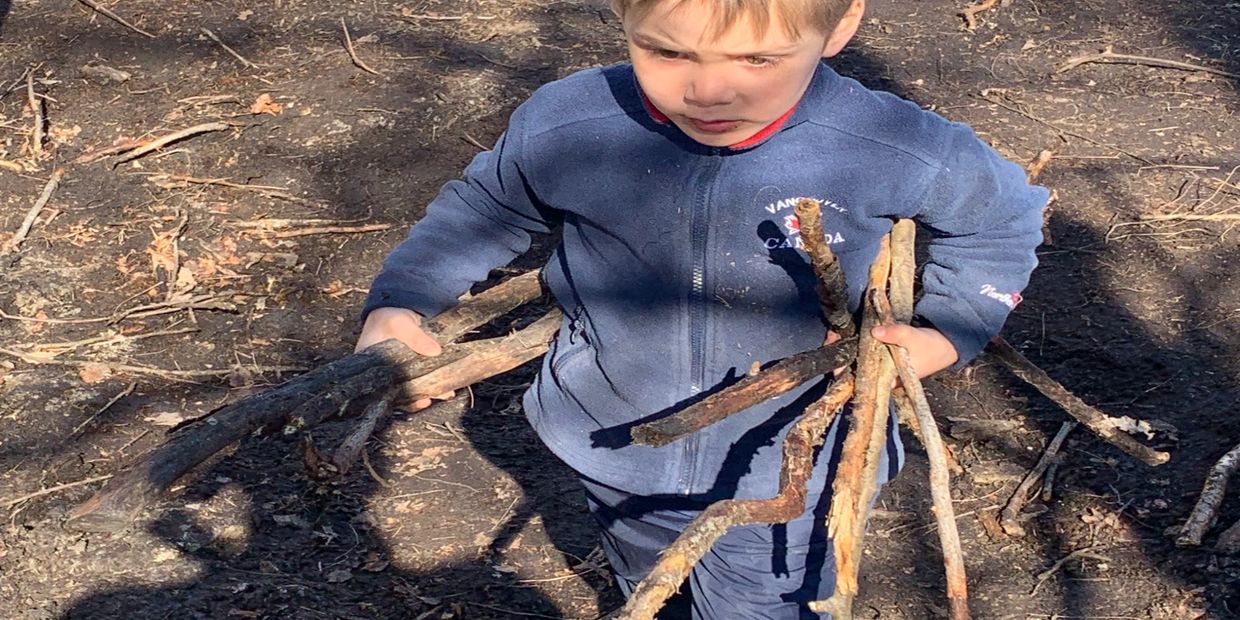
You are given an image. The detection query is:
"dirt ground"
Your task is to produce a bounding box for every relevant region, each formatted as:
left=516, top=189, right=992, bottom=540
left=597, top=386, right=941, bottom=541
left=1, top=0, right=1238, bottom=618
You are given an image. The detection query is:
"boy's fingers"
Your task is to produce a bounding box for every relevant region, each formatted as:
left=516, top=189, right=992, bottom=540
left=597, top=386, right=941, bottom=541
left=871, top=324, right=915, bottom=345
left=407, top=329, right=443, bottom=357
left=435, top=390, right=455, bottom=401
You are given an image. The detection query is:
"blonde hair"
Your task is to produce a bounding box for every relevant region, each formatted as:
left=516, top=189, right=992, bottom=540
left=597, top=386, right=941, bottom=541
left=610, top=0, right=855, bottom=40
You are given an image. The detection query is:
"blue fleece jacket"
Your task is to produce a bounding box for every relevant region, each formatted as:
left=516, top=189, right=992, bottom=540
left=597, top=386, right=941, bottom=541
left=363, top=62, right=1047, bottom=498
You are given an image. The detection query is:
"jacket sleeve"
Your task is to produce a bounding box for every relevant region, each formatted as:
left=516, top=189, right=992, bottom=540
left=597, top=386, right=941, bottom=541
left=905, top=123, right=1048, bottom=368
left=361, top=102, right=558, bottom=321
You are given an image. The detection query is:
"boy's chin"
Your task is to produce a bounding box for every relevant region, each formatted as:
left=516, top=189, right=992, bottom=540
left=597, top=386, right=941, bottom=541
left=675, top=122, right=755, bottom=148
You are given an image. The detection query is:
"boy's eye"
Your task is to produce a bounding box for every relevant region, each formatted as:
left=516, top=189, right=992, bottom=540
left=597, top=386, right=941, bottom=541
left=651, top=48, right=684, bottom=60
left=745, top=55, right=775, bottom=67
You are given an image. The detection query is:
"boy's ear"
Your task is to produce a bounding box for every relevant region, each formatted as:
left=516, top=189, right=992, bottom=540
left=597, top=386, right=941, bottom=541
left=822, top=0, right=865, bottom=58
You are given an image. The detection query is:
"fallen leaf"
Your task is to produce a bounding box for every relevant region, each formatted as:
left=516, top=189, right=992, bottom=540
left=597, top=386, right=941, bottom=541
left=79, top=362, right=113, bottom=384
left=250, top=93, right=283, bottom=116
left=144, top=411, right=187, bottom=426
left=325, top=568, right=353, bottom=583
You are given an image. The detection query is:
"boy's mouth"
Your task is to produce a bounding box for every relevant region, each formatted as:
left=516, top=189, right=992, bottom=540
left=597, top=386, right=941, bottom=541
left=686, top=117, right=743, bottom=134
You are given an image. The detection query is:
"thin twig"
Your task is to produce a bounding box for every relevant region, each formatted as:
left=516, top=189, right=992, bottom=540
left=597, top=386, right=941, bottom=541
left=76, top=0, right=155, bottom=38
left=977, top=91, right=1155, bottom=166
left=3, top=474, right=114, bottom=509
left=0, top=347, right=303, bottom=382
left=200, top=28, right=260, bottom=69
left=341, top=18, right=384, bottom=76
left=111, top=122, right=232, bottom=166
left=1139, top=213, right=1240, bottom=223
left=145, top=174, right=321, bottom=207
left=26, top=72, right=44, bottom=161
left=247, top=224, right=392, bottom=239
left=872, top=290, right=971, bottom=620
left=73, top=381, right=138, bottom=435
left=959, top=0, right=1000, bottom=31
left=1030, top=546, right=1108, bottom=595
left=2, top=168, right=64, bottom=256
left=1057, top=47, right=1240, bottom=79
left=1177, top=441, right=1240, bottom=546
left=1000, top=421, right=1076, bottom=537
left=1027, top=150, right=1054, bottom=184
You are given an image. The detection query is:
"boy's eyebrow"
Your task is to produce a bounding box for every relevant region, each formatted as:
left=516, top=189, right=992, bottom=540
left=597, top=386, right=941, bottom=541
left=630, top=31, right=801, bottom=56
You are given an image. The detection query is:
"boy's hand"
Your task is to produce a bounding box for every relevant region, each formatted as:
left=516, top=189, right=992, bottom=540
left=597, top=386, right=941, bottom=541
left=355, top=307, right=454, bottom=409
left=870, top=325, right=958, bottom=379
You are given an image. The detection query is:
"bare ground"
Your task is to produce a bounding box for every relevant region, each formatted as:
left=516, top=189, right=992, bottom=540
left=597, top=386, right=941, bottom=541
left=1, top=0, right=1239, bottom=618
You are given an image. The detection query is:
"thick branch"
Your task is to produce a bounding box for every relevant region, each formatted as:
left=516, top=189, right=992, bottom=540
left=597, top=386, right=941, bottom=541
left=1177, top=441, right=1240, bottom=546
left=66, top=279, right=550, bottom=532
left=630, top=338, right=857, bottom=447
left=984, top=337, right=1169, bottom=466
left=816, top=236, right=892, bottom=620
left=794, top=198, right=855, bottom=339
left=616, top=375, right=855, bottom=620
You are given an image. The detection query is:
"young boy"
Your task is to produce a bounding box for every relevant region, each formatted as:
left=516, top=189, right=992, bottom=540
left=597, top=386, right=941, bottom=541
left=356, top=0, right=1047, bottom=616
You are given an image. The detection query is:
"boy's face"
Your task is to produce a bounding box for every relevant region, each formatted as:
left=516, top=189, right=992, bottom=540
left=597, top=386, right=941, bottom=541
left=624, top=0, right=857, bottom=147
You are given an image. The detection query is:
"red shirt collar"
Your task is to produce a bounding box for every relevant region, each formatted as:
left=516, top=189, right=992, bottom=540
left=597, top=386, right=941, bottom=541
left=639, top=92, right=797, bottom=151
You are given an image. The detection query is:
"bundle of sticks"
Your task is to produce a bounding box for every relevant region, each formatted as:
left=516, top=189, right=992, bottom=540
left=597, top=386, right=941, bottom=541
left=65, top=199, right=1172, bottom=619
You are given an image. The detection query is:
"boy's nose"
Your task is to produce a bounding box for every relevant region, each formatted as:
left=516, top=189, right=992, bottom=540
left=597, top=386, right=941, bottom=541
left=684, top=69, right=735, bottom=108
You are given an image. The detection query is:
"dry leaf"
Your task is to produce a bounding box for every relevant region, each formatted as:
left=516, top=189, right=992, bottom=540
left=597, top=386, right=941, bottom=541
left=325, top=568, right=353, bottom=583
left=250, top=93, right=283, bottom=116
left=144, top=411, right=187, bottom=426
left=78, top=362, right=112, bottom=384
left=148, top=231, right=178, bottom=274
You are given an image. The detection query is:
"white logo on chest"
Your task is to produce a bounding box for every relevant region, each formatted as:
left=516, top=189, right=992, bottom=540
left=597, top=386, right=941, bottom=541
left=761, top=196, right=847, bottom=250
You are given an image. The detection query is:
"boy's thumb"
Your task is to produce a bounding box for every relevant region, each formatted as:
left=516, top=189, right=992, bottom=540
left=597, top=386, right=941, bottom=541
left=871, top=324, right=911, bottom=345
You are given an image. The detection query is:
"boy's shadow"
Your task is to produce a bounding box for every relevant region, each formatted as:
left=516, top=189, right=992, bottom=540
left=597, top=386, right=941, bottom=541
left=60, top=375, right=615, bottom=619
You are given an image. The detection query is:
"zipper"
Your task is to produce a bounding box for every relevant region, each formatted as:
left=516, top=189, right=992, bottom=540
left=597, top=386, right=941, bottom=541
left=679, top=149, right=722, bottom=494
left=551, top=306, right=589, bottom=374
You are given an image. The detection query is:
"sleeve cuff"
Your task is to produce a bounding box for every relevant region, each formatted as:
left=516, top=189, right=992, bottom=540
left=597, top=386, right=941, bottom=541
left=913, top=294, right=992, bottom=372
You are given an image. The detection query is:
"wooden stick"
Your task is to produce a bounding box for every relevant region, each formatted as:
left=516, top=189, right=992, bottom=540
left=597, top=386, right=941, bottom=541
left=341, top=18, right=384, bottom=76
left=26, top=72, right=43, bottom=161
left=250, top=223, right=392, bottom=239
left=959, top=0, right=1000, bottom=31
left=3, top=474, right=114, bottom=510
left=984, top=337, right=1170, bottom=465
left=146, top=174, right=321, bottom=207
left=616, top=376, right=856, bottom=620
left=0, top=348, right=304, bottom=382
left=816, top=236, right=892, bottom=620
left=329, top=391, right=395, bottom=477
left=200, top=28, right=260, bottom=69
left=1026, top=150, right=1054, bottom=184
left=111, top=122, right=232, bottom=166
left=1138, top=213, right=1240, bottom=223
left=398, top=312, right=561, bottom=403
left=872, top=291, right=971, bottom=620
left=1177, top=441, right=1240, bottom=546
left=629, top=338, right=858, bottom=447
left=76, top=0, right=155, bottom=38
left=65, top=278, right=549, bottom=532
left=72, top=381, right=138, bottom=435
left=2, top=168, right=63, bottom=256
left=1056, top=47, right=1240, bottom=79
left=794, top=198, right=855, bottom=338
left=1000, top=421, right=1076, bottom=537
left=886, top=219, right=965, bottom=473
